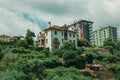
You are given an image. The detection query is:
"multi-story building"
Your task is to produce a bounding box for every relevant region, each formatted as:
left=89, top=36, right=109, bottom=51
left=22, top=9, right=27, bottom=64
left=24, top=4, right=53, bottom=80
left=37, top=22, right=77, bottom=51
left=93, top=26, right=117, bottom=47
left=68, top=20, right=93, bottom=43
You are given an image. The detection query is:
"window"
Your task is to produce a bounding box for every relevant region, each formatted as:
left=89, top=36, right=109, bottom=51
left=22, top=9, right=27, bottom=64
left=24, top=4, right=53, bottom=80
left=73, top=34, right=75, bottom=38
left=69, top=33, right=71, bottom=37
left=41, top=39, right=45, bottom=45
left=64, top=32, right=68, bottom=40
left=62, top=39, right=63, bottom=43
left=46, top=39, right=48, bottom=43
left=61, top=32, right=63, bottom=36
left=46, top=32, right=48, bottom=36
left=70, top=40, right=72, bottom=42
left=55, top=31, right=57, bottom=35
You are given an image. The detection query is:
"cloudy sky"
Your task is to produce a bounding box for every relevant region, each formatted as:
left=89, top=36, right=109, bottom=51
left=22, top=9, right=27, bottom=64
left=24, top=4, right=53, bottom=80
left=0, top=0, right=120, bottom=38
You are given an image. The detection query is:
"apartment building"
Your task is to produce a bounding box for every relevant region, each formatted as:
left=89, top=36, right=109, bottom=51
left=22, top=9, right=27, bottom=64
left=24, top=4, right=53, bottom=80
left=93, top=26, right=117, bottom=46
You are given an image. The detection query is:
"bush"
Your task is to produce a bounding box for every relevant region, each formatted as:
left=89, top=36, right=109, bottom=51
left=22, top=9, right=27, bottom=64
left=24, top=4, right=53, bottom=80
left=0, top=70, right=29, bottom=80
left=85, top=53, right=98, bottom=64
left=22, top=59, right=45, bottom=80
left=63, top=50, right=85, bottom=68
left=107, top=62, right=120, bottom=80
left=43, top=58, right=62, bottom=68
left=46, top=67, right=97, bottom=80
left=11, top=47, right=30, bottom=54
left=0, top=47, right=4, bottom=60
left=60, top=42, right=76, bottom=51
left=1, top=53, right=19, bottom=66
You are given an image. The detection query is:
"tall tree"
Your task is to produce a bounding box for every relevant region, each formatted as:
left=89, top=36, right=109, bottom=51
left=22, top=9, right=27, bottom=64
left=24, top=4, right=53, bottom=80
left=77, top=39, right=91, bottom=47
left=0, top=47, right=4, bottom=60
left=25, top=29, right=35, bottom=46
left=103, top=37, right=115, bottom=54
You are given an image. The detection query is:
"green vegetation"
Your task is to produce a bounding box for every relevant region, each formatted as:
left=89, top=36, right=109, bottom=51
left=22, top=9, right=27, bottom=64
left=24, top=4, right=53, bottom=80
left=0, top=30, right=120, bottom=80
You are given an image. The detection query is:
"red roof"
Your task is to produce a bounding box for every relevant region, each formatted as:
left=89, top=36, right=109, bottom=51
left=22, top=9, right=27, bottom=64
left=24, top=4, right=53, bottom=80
left=51, top=25, right=61, bottom=29
left=46, top=25, right=75, bottom=33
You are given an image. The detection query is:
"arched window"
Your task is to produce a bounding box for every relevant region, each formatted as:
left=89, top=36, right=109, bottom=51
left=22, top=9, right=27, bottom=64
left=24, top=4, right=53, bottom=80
left=53, top=37, right=60, bottom=49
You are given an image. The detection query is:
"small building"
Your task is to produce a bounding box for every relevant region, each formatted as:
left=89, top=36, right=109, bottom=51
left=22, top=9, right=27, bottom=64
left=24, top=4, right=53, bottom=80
left=0, top=34, right=11, bottom=42
left=13, top=36, right=25, bottom=40
left=37, top=22, right=77, bottom=51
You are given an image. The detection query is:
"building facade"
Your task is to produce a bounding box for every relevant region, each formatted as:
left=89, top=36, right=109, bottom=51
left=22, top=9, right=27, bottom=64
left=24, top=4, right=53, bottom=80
left=37, top=22, right=77, bottom=51
left=68, top=20, right=93, bottom=43
left=0, top=34, right=11, bottom=42
left=93, top=26, right=117, bottom=47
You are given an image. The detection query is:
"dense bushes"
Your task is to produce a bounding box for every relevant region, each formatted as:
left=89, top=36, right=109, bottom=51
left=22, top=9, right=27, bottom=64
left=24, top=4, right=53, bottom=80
left=107, top=62, right=120, bottom=80
left=43, top=58, right=62, bottom=68
left=0, top=47, right=4, bottom=60
left=0, top=70, right=29, bottom=80
left=46, top=67, right=98, bottom=80
left=63, top=50, right=85, bottom=68
left=11, top=47, right=30, bottom=54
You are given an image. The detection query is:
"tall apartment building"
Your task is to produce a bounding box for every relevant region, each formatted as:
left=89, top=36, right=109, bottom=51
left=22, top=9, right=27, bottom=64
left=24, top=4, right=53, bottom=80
left=93, top=26, right=117, bottom=47
left=68, top=20, right=93, bottom=43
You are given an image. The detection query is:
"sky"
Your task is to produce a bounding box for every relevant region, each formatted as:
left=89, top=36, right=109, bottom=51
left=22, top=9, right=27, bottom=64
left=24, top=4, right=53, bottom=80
left=0, top=0, right=120, bottom=38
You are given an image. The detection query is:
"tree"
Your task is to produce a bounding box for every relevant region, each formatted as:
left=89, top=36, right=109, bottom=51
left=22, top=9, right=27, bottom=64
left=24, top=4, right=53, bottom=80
left=22, top=59, right=45, bottom=80
left=103, top=38, right=115, bottom=54
left=77, top=39, right=91, bottom=47
left=60, top=42, right=76, bottom=51
left=46, top=67, right=97, bottom=80
left=25, top=29, right=35, bottom=46
left=63, top=50, right=85, bottom=68
left=0, top=47, right=4, bottom=60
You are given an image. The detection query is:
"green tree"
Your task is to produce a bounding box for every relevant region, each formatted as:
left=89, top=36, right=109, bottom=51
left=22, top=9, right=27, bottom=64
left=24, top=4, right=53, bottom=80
left=63, top=50, right=85, bottom=68
left=25, top=29, right=35, bottom=46
left=77, top=39, right=91, bottom=47
left=22, top=59, right=45, bottom=80
left=46, top=67, right=97, bottom=80
left=0, top=47, right=4, bottom=60
left=103, top=37, right=115, bottom=54
left=60, top=42, right=76, bottom=51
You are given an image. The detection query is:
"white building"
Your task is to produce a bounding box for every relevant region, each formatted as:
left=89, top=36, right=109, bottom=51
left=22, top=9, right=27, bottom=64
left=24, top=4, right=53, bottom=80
left=37, top=22, right=77, bottom=51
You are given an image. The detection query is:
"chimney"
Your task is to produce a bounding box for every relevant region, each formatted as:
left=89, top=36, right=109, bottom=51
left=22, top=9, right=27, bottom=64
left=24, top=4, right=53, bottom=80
left=48, top=21, right=51, bottom=27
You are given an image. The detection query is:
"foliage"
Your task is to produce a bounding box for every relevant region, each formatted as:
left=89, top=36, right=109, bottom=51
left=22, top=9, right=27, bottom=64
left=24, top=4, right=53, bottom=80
left=60, top=42, right=76, bottom=51
left=1, top=53, right=19, bottom=65
left=0, top=70, right=29, bottom=80
left=103, top=37, right=116, bottom=54
left=25, top=29, right=35, bottom=46
left=0, top=47, right=4, bottom=60
left=21, top=59, right=45, bottom=80
left=43, top=57, right=62, bottom=68
left=63, top=50, right=85, bottom=68
left=107, top=62, right=120, bottom=80
left=11, top=47, right=30, bottom=54
left=77, top=39, right=91, bottom=47
left=46, top=67, right=98, bottom=80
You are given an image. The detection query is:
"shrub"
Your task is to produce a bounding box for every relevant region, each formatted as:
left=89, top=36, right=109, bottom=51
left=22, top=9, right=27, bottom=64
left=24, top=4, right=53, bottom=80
left=63, top=50, right=85, bottom=68
left=0, top=70, right=29, bottom=80
left=22, top=59, right=45, bottom=80
left=0, top=47, right=4, bottom=60
left=46, top=67, right=97, bottom=80
left=43, top=58, right=62, bottom=68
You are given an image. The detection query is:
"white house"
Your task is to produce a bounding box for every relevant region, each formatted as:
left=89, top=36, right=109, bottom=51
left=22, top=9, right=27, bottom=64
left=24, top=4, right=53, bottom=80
left=37, top=22, right=77, bottom=51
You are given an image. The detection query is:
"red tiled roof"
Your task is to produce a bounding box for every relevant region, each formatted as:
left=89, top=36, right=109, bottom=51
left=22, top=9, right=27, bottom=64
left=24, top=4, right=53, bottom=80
left=46, top=25, right=75, bottom=33
left=51, top=25, right=61, bottom=29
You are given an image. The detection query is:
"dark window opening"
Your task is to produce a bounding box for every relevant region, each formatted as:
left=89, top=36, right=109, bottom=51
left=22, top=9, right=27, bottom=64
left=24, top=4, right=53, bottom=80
left=55, top=31, right=57, bottom=35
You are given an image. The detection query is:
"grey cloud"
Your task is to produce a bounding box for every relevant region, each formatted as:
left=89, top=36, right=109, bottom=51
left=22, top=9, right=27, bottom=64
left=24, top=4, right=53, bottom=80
left=0, top=0, right=120, bottom=38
